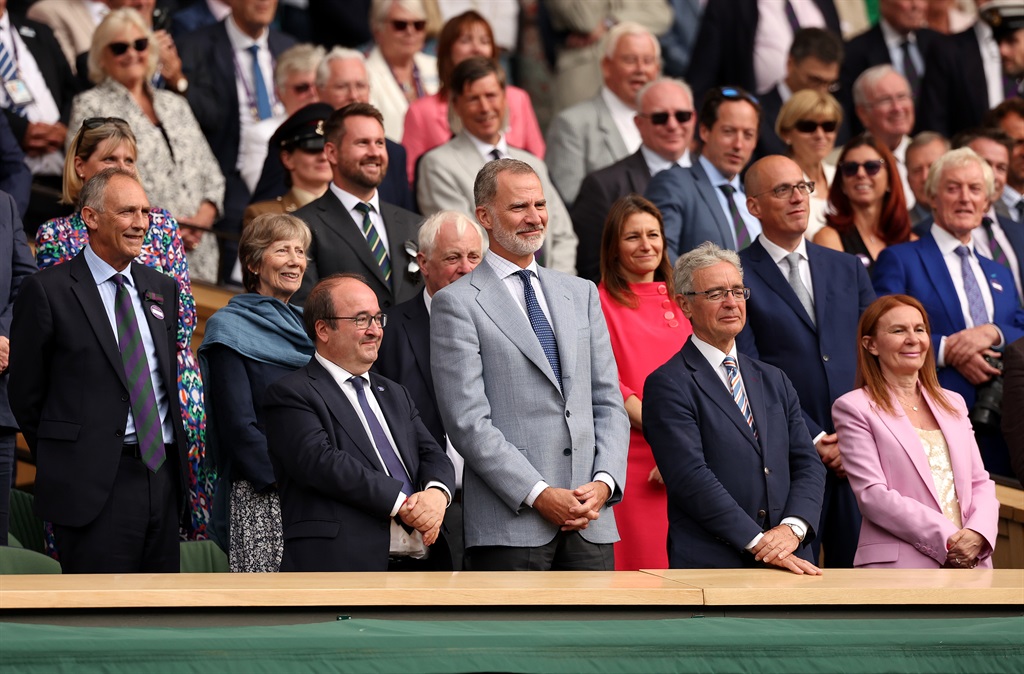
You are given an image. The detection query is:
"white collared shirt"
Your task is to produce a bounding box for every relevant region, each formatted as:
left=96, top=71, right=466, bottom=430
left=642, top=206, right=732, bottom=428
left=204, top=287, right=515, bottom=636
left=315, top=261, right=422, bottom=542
left=330, top=182, right=390, bottom=255
left=600, top=85, right=641, bottom=154
left=224, top=15, right=279, bottom=172
left=972, top=209, right=1022, bottom=299
left=640, top=144, right=691, bottom=176
left=975, top=20, right=1005, bottom=108
left=879, top=18, right=924, bottom=83
left=1001, top=185, right=1024, bottom=223
left=753, top=0, right=826, bottom=93
left=699, top=155, right=762, bottom=247
left=0, top=12, right=63, bottom=175
left=758, top=233, right=814, bottom=297
left=465, top=130, right=509, bottom=162
left=689, top=333, right=810, bottom=548
left=83, top=245, right=174, bottom=445
left=892, top=134, right=916, bottom=211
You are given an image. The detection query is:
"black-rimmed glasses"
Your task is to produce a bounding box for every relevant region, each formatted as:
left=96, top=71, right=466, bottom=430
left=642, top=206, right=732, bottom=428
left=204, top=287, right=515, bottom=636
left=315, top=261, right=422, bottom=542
left=108, top=38, right=149, bottom=56
left=640, top=110, right=694, bottom=125
left=751, top=181, right=815, bottom=200
left=839, top=159, right=886, bottom=178
left=327, top=313, right=388, bottom=329
left=683, top=288, right=751, bottom=302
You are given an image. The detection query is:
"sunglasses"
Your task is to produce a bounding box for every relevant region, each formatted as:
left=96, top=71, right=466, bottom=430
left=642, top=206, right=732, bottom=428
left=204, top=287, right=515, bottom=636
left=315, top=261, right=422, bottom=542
left=839, top=159, right=886, bottom=178
left=391, top=19, right=426, bottom=32
left=719, top=87, right=759, bottom=105
left=642, top=110, right=694, bottom=125
left=82, top=117, right=130, bottom=130
left=108, top=38, right=149, bottom=56
left=793, top=119, right=838, bottom=134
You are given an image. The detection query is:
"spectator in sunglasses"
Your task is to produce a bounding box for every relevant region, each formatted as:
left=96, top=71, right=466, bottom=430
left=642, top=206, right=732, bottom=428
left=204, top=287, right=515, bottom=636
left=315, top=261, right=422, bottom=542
left=814, top=132, right=912, bottom=277
left=68, top=8, right=225, bottom=284
left=775, top=89, right=843, bottom=239
left=365, top=0, right=438, bottom=142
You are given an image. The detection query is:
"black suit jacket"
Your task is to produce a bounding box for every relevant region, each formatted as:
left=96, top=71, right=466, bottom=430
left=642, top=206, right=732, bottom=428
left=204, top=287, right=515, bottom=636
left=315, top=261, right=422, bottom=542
left=8, top=253, right=188, bottom=527
left=372, top=292, right=444, bottom=448
left=251, top=138, right=414, bottom=213
left=3, top=17, right=78, bottom=144
left=263, top=360, right=455, bottom=571
left=686, top=0, right=841, bottom=102
left=292, top=189, right=423, bottom=308
left=754, top=86, right=786, bottom=160
left=0, top=190, right=35, bottom=430
left=570, top=149, right=652, bottom=282
left=1002, top=336, right=1024, bottom=486
left=177, top=21, right=296, bottom=235
left=919, top=28, right=988, bottom=138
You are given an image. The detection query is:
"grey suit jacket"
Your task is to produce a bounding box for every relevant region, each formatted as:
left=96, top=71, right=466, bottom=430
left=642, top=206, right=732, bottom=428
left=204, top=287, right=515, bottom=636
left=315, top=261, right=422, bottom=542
left=545, top=94, right=630, bottom=208
left=430, top=257, right=629, bottom=548
left=292, top=189, right=423, bottom=309
left=417, top=132, right=578, bottom=275
left=644, top=159, right=736, bottom=258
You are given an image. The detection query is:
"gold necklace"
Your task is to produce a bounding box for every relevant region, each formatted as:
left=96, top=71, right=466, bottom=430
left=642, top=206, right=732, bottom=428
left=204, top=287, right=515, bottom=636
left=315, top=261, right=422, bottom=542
left=896, top=393, right=921, bottom=411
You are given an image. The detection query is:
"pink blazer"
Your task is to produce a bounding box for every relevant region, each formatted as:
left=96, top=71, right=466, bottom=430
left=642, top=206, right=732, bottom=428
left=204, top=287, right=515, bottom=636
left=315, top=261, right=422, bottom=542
left=832, top=387, right=999, bottom=569
left=402, top=85, right=546, bottom=184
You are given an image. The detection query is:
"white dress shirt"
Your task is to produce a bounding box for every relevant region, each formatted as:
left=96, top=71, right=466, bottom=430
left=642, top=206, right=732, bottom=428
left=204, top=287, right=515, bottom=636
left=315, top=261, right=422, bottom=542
left=330, top=182, right=390, bottom=255
left=972, top=208, right=1022, bottom=299
left=879, top=18, right=924, bottom=83
left=1001, top=185, right=1024, bottom=223
left=466, top=130, right=509, bottom=161
left=975, top=20, right=1005, bottom=109
left=689, top=334, right=810, bottom=548
left=753, top=0, right=826, bottom=93
left=700, top=155, right=762, bottom=247
left=600, top=85, right=641, bottom=154
left=892, top=134, right=916, bottom=211
left=640, top=144, right=691, bottom=176
left=224, top=15, right=281, bottom=172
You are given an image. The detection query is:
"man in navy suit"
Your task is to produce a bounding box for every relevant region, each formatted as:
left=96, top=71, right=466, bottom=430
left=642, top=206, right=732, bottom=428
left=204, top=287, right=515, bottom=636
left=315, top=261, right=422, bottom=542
left=263, top=274, right=455, bottom=572
left=737, top=156, right=874, bottom=568
left=645, top=86, right=762, bottom=259
left=0, top=189, right=35, bottom=544
left=374, top=210, right=486, bottom=570
left=644, top=241, right=825, bottom=573
left=874, top=147, right=1024, bottom=477
left=177, top=0, right=296, bottom=281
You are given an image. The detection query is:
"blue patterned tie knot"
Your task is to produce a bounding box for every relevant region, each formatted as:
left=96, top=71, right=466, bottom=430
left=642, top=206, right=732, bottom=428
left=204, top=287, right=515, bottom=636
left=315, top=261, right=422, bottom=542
left=723, top=356, right=757, bottom=439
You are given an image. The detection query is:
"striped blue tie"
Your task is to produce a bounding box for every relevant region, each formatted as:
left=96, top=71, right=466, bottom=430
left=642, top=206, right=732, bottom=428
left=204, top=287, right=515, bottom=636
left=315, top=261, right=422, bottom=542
left=723, top=356, right=757, bottom=439
left=515, top=269, right=561, bottom=390
left=354, top=202, right=392, bottom=286
left=0, top=40, right=26, bottom=117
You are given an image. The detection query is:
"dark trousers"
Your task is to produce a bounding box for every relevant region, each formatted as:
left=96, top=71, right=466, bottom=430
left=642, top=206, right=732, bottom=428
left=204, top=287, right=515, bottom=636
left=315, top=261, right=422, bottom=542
left=53, top=449, right=179, bottom=573
left=466, top=531, right=614, bottom=571
left=0, top=432, right=14, bottom=545
left=811, top=471, right=861, bottom=568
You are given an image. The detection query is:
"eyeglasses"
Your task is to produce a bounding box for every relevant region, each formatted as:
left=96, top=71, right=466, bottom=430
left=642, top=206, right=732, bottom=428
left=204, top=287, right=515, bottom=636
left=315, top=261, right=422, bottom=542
left=641, top=110, right=694, bottom=125
left=719, top=87, right=759, bottom=105
left=839, top=159, right=886, bottom=178
left=327, top=313, right=388, bottom=329
left=752, top=181, right=815, bottom=200
left=391, top=19, right=426, bottom=32
left=793, top=119, right=838, bottom=134
left=683, top=287, right=751, bottom=302
left=82, top=117, right=130, bottom=130
left=867, top=92, right=912, bottom=109
left=108, top=38, right=149, bottom=56
left=290, top=82, right=314, bottom=94
left=806, top=75, right=841, bottom=93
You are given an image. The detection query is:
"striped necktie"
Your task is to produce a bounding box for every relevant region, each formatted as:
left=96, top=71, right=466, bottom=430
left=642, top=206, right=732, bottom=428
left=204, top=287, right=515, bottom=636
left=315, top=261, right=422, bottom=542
left=719, top=184, right=752, bottom=249
left=0, top=40, right=26, bottom=117
left=981, top=217, right=1008, bottom=268
left=723, top=356, right=757, bottom=439
left=354, top=201, right=392, bottom=286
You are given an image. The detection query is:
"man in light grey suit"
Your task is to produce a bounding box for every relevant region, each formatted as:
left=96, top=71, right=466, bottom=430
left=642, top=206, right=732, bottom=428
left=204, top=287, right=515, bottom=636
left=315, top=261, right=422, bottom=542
left=431, top=159, right=629, bottom=571
left=545, top=22, right=661, bottom=208
left=417, top=58, right=576, bottom=275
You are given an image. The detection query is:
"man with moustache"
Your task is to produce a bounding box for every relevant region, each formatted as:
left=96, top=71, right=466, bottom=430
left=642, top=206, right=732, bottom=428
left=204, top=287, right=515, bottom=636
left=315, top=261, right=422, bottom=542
left=417, top=57, right=576, bottom=274
left=737, top=155, right=875, bottom=568
left=263, top=274, right=455, bottom=571
left=291, top=102, right=421, bottom=309
left=874, top=147, right=1024, bottom=476
left=643, top=241, right=826, bottom=573
left=9, top=169, right=188, bottom=572
left=571, top=77, right=695, bottom=282
left=431, top=158, right=629, bottom=571
left=374, top=210, right=487, bottom=570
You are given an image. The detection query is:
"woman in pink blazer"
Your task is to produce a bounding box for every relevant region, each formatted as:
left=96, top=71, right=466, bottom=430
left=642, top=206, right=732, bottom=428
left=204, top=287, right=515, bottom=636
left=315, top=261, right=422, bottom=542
left=402, top=10, right=545, bottom=184
left=832, top=294, right=999, bottom=569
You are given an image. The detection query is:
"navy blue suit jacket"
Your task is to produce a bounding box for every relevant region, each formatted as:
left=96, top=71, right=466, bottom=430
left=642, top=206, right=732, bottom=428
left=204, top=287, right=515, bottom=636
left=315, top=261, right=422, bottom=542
left=170, top=0, right=217, bottom=41
left=913, top=214, right=1024, bottom=294
left=372, top=292, right=445, bottom=448
left=263, top=359, right=454, bottom=571
left=737, top=239, right=875, bottom=439
left=0, top=191, right=36, bottom=430
left=645, top=160, right=735, bottom=258
left=873, top=233, right=1024, bottom=406
left=0, top=115, right=30, bottom=217
left=643, top=338, right=826, bottom=569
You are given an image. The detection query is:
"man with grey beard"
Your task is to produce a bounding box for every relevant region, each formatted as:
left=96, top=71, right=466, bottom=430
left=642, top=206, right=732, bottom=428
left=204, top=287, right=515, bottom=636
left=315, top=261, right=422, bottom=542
left=430, top=158, right=629, bottom=571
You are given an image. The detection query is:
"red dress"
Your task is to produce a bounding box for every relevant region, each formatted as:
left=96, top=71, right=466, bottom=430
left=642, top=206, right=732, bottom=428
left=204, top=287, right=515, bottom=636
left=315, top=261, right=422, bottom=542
left=599, top=281, right=691, bottom=570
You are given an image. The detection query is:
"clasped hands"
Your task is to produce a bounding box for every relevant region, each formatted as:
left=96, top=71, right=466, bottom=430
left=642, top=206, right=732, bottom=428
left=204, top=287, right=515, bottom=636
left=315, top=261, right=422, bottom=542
left=752, top=525, right=822, bottom=576
left=944, top=528, right=985, bottom=569
left=398, top=488, right=447, bottom=546
left=945, top=326, right=1001, bottom=385
left=534, top=482, right=611, bottom=531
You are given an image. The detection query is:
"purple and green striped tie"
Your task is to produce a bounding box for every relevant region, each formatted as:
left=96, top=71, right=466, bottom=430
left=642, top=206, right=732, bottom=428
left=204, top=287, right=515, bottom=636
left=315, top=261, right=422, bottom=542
left=719, top=184, right=752, bottom=249
left=355, top=202, right=392, bottom=286
left=112, top=274, right=165, bottom=472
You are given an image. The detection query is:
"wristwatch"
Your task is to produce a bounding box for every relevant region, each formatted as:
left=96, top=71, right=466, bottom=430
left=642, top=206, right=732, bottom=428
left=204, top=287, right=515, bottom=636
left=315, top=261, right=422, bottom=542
left=783, top=521, right=806, bottom=541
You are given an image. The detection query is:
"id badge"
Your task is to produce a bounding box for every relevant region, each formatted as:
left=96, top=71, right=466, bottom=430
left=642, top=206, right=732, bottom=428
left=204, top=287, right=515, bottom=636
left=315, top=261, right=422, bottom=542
left=5, top=79, right=34, bottom=106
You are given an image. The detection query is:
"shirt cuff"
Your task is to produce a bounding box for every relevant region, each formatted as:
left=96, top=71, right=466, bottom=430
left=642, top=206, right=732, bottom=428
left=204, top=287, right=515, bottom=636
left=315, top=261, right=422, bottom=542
left=525, top=480, right=550, bottom=508
left=425, top=481, right=452, bottom=507
left=745, top=532, right=763, bottom=551
left=937, top=335, right=947, bottom=367
left=811, top=431, right=826, bottom=447
left=992, top=325, right=1005, bottom=348
left=389, top=492, right=409, bottom=518
left=594, top=472, right=615, bottom=496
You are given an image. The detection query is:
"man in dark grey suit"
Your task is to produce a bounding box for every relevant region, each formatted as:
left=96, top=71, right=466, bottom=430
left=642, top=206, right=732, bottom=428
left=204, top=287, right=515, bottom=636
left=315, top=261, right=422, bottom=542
left=292, top=102, right=421, bottom=309
left=645, top=86, right=762, bottom=259
left=571, top=77, right=695, bottom=282
left=431, top=159, right=629, bottom=571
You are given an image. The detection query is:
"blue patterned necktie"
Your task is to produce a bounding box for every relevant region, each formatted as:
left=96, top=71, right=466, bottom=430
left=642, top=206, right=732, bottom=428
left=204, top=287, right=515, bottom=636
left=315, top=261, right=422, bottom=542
left=719, top=184, right=752, bottom=249
left=349, top=376, right=414, bottom=496
left=354, top=202, right=392, bottom=286
left=955, top=246, right=989, bottom=328
left=723, top=356, right=757, bottom=439
left=515, top=269, right=561, bottom=389
left=247, top=44, right=273, bottom=120
left=111, top=275, right=165, bottom=472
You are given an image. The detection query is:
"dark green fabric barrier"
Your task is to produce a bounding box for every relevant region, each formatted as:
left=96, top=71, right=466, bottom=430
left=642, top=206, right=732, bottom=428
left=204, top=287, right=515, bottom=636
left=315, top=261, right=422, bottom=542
left=1, top=617, right=1021, bottom=673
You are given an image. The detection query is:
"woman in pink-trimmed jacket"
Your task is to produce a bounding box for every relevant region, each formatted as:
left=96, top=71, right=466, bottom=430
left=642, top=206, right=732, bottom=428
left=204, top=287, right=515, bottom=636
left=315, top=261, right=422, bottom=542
left=832, top=294, right=999, bottom=569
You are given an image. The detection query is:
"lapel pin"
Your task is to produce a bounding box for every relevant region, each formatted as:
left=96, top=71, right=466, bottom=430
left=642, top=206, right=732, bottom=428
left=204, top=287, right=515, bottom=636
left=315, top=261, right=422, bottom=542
left=376, top=385, right=385, bottom=392
left=991, top=280, right=1004, bottom=293
left=149, top=305, right=165, bottom=320
left=144, top=290, right=164, bottom=304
